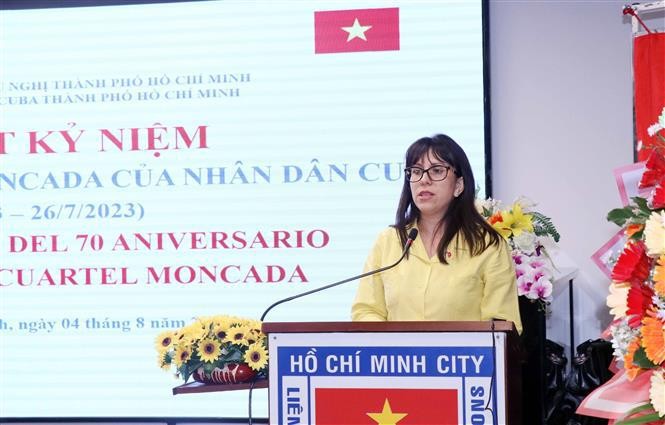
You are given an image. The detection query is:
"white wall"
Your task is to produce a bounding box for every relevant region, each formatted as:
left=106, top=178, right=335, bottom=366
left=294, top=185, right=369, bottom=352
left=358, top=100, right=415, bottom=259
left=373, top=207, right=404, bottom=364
left=489, top=0, right=640, bottom=353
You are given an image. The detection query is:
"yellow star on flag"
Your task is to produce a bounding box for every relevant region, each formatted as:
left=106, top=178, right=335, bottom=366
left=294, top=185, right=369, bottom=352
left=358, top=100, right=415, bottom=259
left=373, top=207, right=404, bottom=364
left=341, top=18, right=372, bottom=41
left=367, top=398, right=408, bottom=425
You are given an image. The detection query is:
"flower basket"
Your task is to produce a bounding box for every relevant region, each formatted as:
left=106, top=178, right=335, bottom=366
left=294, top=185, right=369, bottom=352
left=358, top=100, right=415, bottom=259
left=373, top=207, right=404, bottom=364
left=155, top=315, right=269, bottom=384
left=591, top=143, right=665, bottom=423
left=192, top=363, right=257, bottom=385
left=478, top=196, right=560, bottom=311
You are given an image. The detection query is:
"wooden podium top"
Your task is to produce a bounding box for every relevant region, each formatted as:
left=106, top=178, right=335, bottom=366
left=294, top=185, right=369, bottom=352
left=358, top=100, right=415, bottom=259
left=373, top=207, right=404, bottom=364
left=262, top=320, right=517, bottom=334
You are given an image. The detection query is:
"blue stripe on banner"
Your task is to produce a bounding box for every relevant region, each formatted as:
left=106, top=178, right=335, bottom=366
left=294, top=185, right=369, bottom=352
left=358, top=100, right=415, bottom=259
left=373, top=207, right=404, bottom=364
left=277, top=345, right=494, bottom=377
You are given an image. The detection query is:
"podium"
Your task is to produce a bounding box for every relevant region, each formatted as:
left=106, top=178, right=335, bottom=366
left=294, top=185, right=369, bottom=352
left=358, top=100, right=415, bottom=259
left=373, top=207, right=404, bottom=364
left=262, top=321, right=522, bottom=425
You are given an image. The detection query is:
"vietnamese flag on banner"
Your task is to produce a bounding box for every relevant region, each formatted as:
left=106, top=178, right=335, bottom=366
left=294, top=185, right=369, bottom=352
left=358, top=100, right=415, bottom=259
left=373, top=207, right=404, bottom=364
left=314, top=8, right=400, bottom=54
left=315, top=388, right=458, bottom=424
left=634, top=33, right=665, bottom=161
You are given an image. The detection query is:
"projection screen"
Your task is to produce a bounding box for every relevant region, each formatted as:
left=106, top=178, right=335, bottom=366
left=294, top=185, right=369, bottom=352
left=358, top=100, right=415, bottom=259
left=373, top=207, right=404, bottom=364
left=0, top=0, right=489, bottom=417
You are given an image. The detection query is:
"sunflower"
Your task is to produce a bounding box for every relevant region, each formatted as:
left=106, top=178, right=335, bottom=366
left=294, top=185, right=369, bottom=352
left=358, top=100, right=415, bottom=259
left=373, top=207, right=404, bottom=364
left=173, top=345, right=192, bottom=367
left=224, top=325, right=250, bottom=346
left=213, top=323, right=230, bottom=341
left=154, top=315, right=269, bottom=382
left=641, top=315, right=665, bottom=365
left=197, top=338, right=222, bottom=363
left=213, top=315, right=234, bottom=331
left=177, top=321, right=208, bottom=343
left=246, top=319, right=263, bottom=332
left=650, top=370, right=665, bottom=417
left=154, top=330, right=176, bottom=353
left=215, top=315, right=233, bottom=324
left=158, top=351, right=172, bottom=371
left=244, top=342, right=269, bottom=371
left=246, top=328, right=264, bottom=345
left=196, top=316, right=216, bottom=331
left=228, top=316, right=247, bottom=327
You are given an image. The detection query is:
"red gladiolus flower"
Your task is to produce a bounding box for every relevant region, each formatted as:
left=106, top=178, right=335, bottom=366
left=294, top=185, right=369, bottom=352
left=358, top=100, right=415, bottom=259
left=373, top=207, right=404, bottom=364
left=626, top=282, right=655, bottom=328
left=639, top=150, right=665, bottom=189
left=652, top=179, right=665, bottom=209
left=612, top=240, right=652, bottom=284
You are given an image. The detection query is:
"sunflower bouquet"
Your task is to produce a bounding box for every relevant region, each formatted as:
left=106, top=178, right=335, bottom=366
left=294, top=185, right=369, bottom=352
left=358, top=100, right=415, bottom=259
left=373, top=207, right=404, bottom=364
left=477, top=197, right=560, bottom=310
left=155, top=315, right=269, bottom=384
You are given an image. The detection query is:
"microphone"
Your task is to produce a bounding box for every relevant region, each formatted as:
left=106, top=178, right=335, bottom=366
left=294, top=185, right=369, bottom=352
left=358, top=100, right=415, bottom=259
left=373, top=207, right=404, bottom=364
left=260, top=228, right=418, bottom=321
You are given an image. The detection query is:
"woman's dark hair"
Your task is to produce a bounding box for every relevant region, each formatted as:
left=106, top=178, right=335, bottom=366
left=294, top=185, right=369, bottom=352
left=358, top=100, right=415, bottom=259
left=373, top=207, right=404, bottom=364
left=394, top=134, right=501, bottom=263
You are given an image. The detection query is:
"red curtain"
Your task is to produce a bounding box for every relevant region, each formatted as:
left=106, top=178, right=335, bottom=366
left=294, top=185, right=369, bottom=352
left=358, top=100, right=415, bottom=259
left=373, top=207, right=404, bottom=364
left=634, top=33, right=665, bottom=161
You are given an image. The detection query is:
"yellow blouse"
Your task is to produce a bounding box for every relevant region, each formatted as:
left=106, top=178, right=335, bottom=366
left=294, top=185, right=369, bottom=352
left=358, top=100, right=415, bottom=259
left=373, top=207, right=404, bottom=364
left=351, top=226, right=523, bottom=334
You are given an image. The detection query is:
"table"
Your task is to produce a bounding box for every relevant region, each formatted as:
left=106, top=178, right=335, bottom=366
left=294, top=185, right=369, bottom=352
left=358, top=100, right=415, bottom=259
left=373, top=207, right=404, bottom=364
left=172, top=378, right=268, bottom=395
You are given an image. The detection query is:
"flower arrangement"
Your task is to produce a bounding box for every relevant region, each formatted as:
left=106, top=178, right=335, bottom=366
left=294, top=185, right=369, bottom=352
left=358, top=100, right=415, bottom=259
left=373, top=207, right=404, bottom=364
left=155, top=315, right=268, bottom=384
left=598, top=144, right=665, bottom=424
left=478, top=197, right=560, bottom=310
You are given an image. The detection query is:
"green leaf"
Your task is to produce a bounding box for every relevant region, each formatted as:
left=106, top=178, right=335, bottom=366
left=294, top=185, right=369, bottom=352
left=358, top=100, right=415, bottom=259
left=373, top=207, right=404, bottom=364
left=178, top=364, right=190, bottom=382
left=632, top=197, right=654, bottom=220
left=615, top=412, right=663, bottom=425
left=180, top=361, right=203, bottom=383
left=632, top=196, right=649, bottom=210
left=631, top=229, right=645, bottom=241
left=531, top=211, right=560, bottom=242
left=623, top=403, right=657, bottom=417
left=226, top=348, right=244, bottom=363
left=632, top=347, right=658, bottom=369
left=607, top=206, right=635, bottom=227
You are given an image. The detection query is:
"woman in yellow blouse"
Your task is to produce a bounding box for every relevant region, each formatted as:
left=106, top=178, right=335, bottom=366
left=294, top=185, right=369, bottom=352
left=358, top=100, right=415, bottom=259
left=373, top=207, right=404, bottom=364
left=351, top=134, right=522, bottom=334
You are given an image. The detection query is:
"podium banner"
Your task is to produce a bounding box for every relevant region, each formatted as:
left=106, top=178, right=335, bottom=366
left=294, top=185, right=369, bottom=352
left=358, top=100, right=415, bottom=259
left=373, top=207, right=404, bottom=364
left=268, top=331, right=506, bottom=425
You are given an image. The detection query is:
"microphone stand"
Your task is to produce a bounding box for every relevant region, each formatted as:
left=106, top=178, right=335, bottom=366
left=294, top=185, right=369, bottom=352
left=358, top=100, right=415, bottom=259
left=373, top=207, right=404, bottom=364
left=248, top=229, right=417, bottom=425
left=260, top=229, right=417, bottom=322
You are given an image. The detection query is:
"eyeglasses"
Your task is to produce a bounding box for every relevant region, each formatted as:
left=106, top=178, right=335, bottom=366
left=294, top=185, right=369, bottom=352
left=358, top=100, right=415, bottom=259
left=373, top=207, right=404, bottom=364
left=404, top=165, right=452, bottom=183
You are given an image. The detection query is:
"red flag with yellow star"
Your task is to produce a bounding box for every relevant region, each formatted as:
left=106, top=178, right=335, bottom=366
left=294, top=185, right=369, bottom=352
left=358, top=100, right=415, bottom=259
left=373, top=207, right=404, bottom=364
left=314, top=388, right=459, bottom=424
left=314, top=8, right=400, bottom=54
